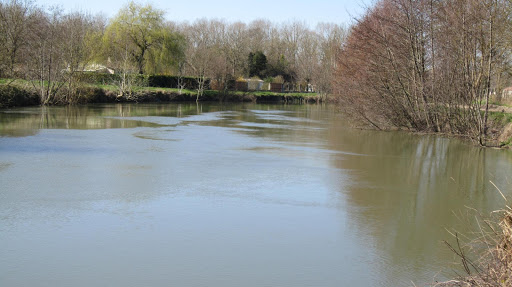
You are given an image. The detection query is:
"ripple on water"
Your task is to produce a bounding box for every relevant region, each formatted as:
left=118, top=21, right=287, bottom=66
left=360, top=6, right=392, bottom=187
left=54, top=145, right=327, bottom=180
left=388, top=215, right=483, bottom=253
left=0, top=162, right=13, bottom=172
left=133, top=129, right=181, bottom=141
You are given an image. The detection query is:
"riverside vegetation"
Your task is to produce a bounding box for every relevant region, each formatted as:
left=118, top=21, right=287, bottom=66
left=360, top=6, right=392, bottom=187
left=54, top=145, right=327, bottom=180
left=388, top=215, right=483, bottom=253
left=0, top=0, right=343, bottom=107
left=1, top=0, right=511, bottom=146
left=0, top=77, right=326, bottom=107
left=335, top=0, right=512, bottom=148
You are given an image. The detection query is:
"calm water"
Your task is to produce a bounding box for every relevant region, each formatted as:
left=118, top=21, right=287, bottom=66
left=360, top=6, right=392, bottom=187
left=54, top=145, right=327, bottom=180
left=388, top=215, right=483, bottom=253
left=1, top=103, right=511, bottom=287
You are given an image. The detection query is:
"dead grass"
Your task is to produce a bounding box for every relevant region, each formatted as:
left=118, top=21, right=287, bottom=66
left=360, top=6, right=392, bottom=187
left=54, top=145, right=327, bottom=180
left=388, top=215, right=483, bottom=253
left=435, top=186, right=512, bottom=287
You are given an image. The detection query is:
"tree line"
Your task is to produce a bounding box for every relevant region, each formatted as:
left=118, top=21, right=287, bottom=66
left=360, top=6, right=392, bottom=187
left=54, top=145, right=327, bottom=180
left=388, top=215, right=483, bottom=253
left=335, top=0, right=512, bottom=146
left=0, top=0, right=346, bottom=104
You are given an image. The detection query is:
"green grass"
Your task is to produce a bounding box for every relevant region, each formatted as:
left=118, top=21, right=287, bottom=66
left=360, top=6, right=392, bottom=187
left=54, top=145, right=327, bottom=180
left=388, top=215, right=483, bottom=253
left=489, top=111, right=512, bottom=124
left=0, top=78, right=29, bottom=86
left=501, top=137, right=512, bottom=147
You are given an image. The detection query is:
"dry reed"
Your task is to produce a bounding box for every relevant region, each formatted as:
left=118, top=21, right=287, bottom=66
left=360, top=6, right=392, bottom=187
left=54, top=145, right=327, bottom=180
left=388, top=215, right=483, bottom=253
left=435, top=186, right=512, bottom=287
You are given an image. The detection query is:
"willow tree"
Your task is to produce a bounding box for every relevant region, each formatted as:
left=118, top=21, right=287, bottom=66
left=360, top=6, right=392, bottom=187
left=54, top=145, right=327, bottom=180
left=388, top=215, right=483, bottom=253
left=145, top=24, right=186, bottom=75
left=103, top=1, right=165, bottom=75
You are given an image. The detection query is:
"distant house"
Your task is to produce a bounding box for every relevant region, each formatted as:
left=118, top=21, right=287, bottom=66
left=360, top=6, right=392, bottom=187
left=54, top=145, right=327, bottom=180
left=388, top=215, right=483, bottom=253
left=84, top=63, right=115, bottom=74
left=247, top=78, right=264, bottom=91
left=501, top=87, right=512, bottom=104
left=502, top=87, right=512, bottom=97
left=235, top=78, right=265, bottom=91
left=270, top=82, right=283, bottom=93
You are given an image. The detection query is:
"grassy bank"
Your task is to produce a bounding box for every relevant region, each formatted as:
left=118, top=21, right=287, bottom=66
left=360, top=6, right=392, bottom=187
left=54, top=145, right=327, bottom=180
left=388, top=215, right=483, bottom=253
left=487, top=107, right=512, bottom=148
left=0, top=78, right=326, bottom=108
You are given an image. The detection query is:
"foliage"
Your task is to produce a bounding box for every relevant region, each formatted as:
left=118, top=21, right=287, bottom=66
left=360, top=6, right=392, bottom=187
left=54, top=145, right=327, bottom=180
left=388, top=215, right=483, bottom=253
left=272, top=75, right=285, bottom=84
left=0, top=84, right=39, bottom=108
left=76, top=72, right=120, bottom=85
left=0, top=0, right=347, bottom=106
left=145, top=26, right=186, bottom=75
left=248, top=51, right=267, bottom=78
left=101, top=1, right=183, bottom=75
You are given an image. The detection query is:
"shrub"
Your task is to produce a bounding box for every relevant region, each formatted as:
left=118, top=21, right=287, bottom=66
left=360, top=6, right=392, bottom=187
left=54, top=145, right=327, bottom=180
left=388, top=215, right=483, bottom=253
left=438, top=202, right=512, bottom=287
left=75, top=72, right=120, bottom=85
left=0, top=85, right=40, bottom=108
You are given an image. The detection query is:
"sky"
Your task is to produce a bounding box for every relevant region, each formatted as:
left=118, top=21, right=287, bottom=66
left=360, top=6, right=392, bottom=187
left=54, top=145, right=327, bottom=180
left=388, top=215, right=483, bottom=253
left=34, top=0, right=374, bottom=27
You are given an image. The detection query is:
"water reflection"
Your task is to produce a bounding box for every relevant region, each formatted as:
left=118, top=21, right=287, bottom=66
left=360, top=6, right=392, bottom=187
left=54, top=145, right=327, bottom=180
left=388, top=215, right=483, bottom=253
left=0, top=104, right=194, bottom=137
left=0, top=103, right=511, bottom=287
left=324, top=126, right=512, bottom=284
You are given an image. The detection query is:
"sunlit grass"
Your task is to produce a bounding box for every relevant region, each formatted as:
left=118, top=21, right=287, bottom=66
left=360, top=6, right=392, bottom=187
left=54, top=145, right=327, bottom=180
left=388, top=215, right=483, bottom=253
left=489, top=111, right=512, bottom=124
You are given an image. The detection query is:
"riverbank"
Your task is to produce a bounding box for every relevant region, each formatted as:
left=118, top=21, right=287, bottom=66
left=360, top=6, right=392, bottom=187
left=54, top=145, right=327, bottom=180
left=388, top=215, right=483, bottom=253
left=0, top=79, right=327, bottom=109
left=1, top=78, right=510, bottom=149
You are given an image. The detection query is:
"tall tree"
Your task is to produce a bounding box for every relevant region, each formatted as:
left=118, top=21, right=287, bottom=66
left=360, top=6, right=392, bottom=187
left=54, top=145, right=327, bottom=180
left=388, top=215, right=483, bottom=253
left=26, top=7, right=66, bottom=104
left=145, top=22, right=186, bottom=75
left=60, top=12, right=99, bottom=103
left=224, top=21, right=249, bottom=77
left=103, top=1, right=165, bottom=74
left=182, top=19, right=218, bottom=100
left=0, top=0, right=34, bottom=77
left=314, top=23, right=347, bottom=98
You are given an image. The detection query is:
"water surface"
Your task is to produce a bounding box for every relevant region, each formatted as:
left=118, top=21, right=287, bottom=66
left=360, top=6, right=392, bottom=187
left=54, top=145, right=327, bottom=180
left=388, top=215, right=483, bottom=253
left=1, top=103, right=511, bottom=286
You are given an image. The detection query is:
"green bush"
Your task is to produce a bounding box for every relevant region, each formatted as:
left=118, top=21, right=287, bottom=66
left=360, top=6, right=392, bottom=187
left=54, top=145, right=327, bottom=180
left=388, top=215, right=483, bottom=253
left=75, top=72, right=120, bottom=85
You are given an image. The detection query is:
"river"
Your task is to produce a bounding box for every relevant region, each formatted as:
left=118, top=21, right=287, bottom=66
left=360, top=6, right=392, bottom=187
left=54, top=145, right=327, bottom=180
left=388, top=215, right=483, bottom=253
left=1, top=103, right=511, bottom=286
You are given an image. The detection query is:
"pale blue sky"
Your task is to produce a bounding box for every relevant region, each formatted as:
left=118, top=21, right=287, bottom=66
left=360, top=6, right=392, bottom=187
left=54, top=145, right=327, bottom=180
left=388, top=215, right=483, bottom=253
left=35, top=0, right=374, bottom=26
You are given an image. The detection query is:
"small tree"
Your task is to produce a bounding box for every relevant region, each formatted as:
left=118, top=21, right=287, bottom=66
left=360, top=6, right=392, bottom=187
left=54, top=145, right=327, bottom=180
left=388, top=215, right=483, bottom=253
left=26, top=7, right=67, bottom=105
left=60, top=12, right=98, bottom=103
left=183, top=19, right=218, bottom=102
left=113, top=45, right=144, bottom=101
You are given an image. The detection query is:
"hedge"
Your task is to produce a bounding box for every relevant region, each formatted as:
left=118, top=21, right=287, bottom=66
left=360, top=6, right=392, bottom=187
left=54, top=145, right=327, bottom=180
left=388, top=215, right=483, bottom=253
left=0, top=85, right=40, bottom=108
left=146, top=75, right=209, bottom=90
left=75, top=72, right=210, bottom=90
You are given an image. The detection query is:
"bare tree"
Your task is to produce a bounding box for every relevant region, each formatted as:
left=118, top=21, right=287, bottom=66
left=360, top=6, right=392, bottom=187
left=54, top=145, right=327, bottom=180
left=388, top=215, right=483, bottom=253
left=314, top=23, right=347, bottom=98
left=183, top=19, right=219, bottom=101
left=0, top=0, right=34, bottom=78
left=296, top=29, right=320, bottom=91
left=113, top=44, right=144, bottom=101
left=281, top=21, right=308, bottom=84
left=335, top=0, right=511, bottom=144
left=60, top=12, right=98, bottom=103
left=224, top=21, right=249, bottom=77
left=26, top=7, right=67, bottom=104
